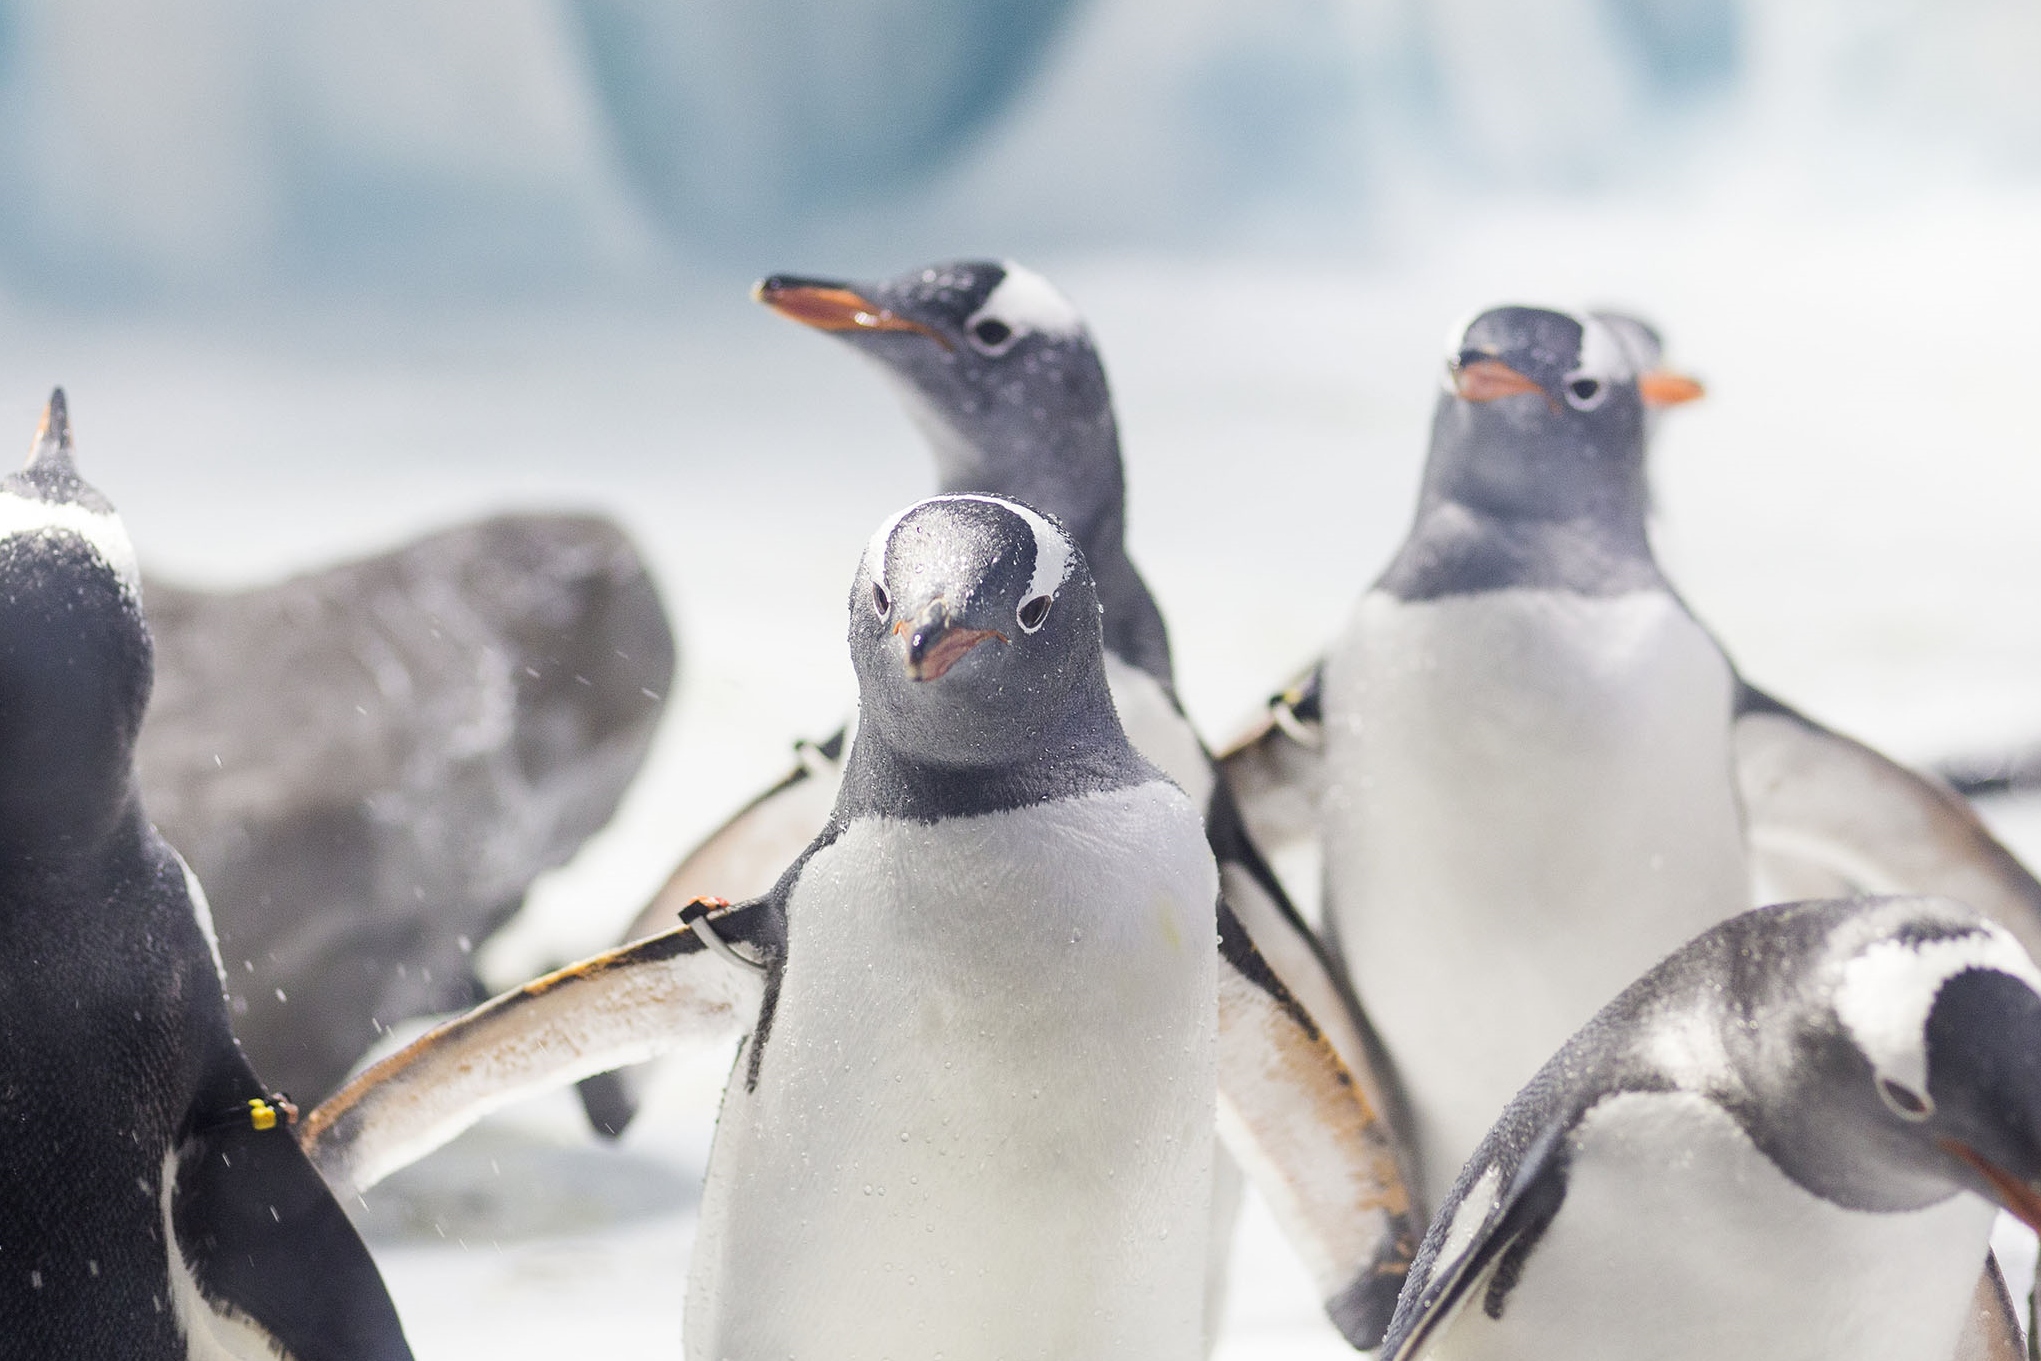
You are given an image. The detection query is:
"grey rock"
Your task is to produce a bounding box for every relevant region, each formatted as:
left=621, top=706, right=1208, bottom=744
left=135, top=513, right=675, bottom=1105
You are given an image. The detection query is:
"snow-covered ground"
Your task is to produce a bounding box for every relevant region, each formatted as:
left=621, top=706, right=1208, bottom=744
left=5, top=180, right=2039, bottom=1353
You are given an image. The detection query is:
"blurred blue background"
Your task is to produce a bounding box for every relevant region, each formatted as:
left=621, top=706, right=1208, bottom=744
left=0, top=0, right=2034, bottom=300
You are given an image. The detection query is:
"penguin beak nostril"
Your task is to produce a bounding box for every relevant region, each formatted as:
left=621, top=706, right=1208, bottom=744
left=754, top=278, right=953, bottom=352
left=900, top=605, right=1007, bottom=683
left=1939, top=1137, right=2041, bottom=1233
left=1451, top=359, right=1549, bottom=407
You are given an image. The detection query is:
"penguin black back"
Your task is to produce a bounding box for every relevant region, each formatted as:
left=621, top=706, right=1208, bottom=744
left=0, top=391, right=410, bottom=1359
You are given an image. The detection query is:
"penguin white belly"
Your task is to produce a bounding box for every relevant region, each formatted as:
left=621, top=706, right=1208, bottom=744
left=1105, top=654, right=1215, bottom=812
left=1322, top=588, right=1749, bottom=1205
left=686, top=781, right=1219, bottom=1361
left=1419, top=1091, right=1995, bottom=1361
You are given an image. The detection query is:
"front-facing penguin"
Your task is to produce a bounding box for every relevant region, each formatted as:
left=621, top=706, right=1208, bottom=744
left=1224, top=305, right=2041, bottom=1212
left=1384, top=895, right=2038, bottom=1361
left=0, top=392, right=412, bottom=1360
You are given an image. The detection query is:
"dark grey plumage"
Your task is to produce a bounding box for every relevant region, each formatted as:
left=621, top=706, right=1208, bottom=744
left=137, top=513, right=675, bottom=1103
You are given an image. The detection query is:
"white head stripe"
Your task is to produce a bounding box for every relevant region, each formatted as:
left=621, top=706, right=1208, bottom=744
left=1429, top=1162, right=1501, bottom=1286
left=864, top=494, right=1073, bottom=601
left=0, top=491, right=140, bottom=596
left=1568, top=310, right=1631, bottom=382
left=971, top=262, right=1084, bottom=339
left=1835, top=926, right=2041, bottom=1093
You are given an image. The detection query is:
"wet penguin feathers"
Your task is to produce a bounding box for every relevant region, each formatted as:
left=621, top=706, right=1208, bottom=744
left=0, top=390, right=411, bottom=1360
left=1384, top=896, right=2041, bottom=1361
left=843, top=493, right=1152, bottom=822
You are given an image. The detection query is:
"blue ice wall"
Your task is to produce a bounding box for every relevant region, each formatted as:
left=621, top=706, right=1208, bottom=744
left=0, top=0, right=2031, bottom=299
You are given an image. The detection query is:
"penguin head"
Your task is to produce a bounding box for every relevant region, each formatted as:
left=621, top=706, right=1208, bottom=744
left=755, top=261, right=1124, bottom=553
left=1738, top=898, right=2041, bottom=1228
left=850, top=493, right=1110, bottom=770
left=0, top=390, right=151, bottom=855
left=1427, top=306, right=1704, bottom=529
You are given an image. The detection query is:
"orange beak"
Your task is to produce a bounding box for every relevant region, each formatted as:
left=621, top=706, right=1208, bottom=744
left=1638, top=369, right=1706, bottom=408
left=753, top=276, right=951, bottom=351
left=1452, top=358, right=1547, bottom=405
left=1941, top=1138, right=2041, bottom=1233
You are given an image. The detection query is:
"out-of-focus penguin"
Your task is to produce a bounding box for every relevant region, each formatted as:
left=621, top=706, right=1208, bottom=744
left=1220, top=306, right=2041, bottom=1209
left=0, top=392, right=411, bottom=1359
left=1384, top=895, right=2035, bottom=1361
left=304, top=497, right=1418, bottom=1349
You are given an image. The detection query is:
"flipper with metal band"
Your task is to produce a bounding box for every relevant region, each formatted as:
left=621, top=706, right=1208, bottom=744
left=308, top=496, right=1419, bottom=1350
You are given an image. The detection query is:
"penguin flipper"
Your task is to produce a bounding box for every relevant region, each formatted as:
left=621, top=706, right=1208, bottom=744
left=1215, top=893, right=1421, bottom=1350
left=174, top=1106, right=414, bottom=1361
left=1732, top=682, right=2041, bottom=962
left=1214, top=664, right=1326, bottom=885
left=303, top=901, right=777, bottom=1197
left=574, top=732, right=843, bottom=1136
left=1380, top=1119, right=1572, bottom=1361
left=1952, top=1252, right=2023, bottom=1361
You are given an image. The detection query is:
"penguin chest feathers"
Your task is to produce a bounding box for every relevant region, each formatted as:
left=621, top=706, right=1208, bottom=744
left=686, top=780, right=1219, bottom=1361
left=1322, top=587, right=1752, bottom=1201
left=1421, top=1091, right=1994, bottom=1361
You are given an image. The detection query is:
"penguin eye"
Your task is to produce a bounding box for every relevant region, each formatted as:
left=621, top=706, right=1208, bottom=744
left=968, top=318, right=1016, bottom=354
left=871, top=581, right=890, bottom=618
left=1016, top=594, right=1052, bottom=633
left=1878, top=1077, right=1934, bottom=1122
left=1564, top=377, right=1607, bottom=411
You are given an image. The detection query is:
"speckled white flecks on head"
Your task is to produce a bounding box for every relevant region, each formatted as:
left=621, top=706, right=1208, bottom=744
left=968, top=262, right=1085, bottom=341
left=1834, top=923, right=2041, bottom=1096
left=864, top=494, right=1074, bottom=604
left=0, top=491, right=141, bottom=598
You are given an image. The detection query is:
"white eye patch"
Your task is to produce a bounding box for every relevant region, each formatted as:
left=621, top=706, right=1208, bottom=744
left=0, top=490, right=140, bottom=598
left=963, top=263, right=1085, bottom=349
left=1565, top=310, right=1632, bottom=386
left=863, top=494, right=1073, bottom=606
left=1834, top=925, right=2041, bottom=1097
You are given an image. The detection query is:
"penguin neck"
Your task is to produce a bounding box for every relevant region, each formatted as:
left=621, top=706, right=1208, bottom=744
left=1376, top=481, right=1663, bottom=603
left=0, top=782, right=150, bottom=889
left=840, top=684, right=1154, bottom=824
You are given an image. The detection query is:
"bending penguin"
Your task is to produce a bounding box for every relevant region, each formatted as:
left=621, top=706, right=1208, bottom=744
left=0, top=392, right=411, bottom=1360
left=1383, top=895, right=2038, bottom=1361
left=575, top=260, right=1420, bottom=1340
left=303, top=496, right=1418, bottom=1351
left=1220, top=305, right=2041, bottom=1208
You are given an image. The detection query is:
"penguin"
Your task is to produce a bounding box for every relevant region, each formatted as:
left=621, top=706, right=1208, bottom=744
left=140, top=512, right=675, bottom=1106
left=1382, top=894, right=2036, bottom=1361
left=1217, top=305, right=2041, bottom=1210
left=303, top=497, right=1419, bottom=1350
left=0, top=392, right=411, bottom=1360
left=575, top=260, right=1421, bottom=1340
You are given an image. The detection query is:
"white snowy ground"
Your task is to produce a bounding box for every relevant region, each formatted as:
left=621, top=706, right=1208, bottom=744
left=4, top=183, right=2040, bottom=1355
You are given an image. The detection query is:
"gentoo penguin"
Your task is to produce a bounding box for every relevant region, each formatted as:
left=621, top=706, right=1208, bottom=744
left=1383, top=895, right=2037, bottom=1361
left=0, top=392, right=411, bottom=1359
left=304, top=496, right=1417, bottom=1352
left=574, top=260, right=1419, bottom=1338
left=1218, top=305, right=2041, bottom=1210
left=141, top=513, right=674, bottom=1105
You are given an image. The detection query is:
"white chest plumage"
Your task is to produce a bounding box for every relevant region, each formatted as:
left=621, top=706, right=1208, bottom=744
left=685, top=782, right=1219, bottom=1361
left=1418, top=1091, right=1995, bottom=1361
left=1105, top=654, right=1215, bottom=813
left=1322, top=588, right=1750, bottom=1205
